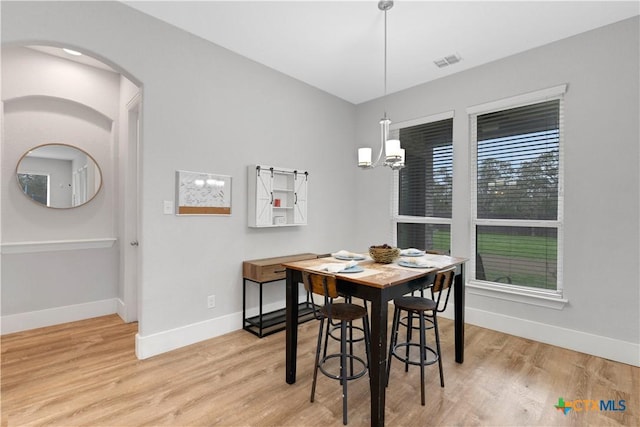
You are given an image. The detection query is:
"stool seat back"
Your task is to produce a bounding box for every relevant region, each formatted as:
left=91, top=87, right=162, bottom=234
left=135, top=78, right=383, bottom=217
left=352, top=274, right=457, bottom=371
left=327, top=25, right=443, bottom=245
left=430, top=267, right=456, bottom=313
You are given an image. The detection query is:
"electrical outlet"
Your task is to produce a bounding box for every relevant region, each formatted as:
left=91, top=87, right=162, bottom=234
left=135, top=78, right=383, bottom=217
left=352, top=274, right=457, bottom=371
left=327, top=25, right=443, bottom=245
left=207, top=294, right=216, bottom=309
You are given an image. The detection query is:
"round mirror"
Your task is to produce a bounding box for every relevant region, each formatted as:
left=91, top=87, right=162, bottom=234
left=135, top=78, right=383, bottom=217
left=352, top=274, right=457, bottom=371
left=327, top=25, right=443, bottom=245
left=16, top=143, right=103, bottom=209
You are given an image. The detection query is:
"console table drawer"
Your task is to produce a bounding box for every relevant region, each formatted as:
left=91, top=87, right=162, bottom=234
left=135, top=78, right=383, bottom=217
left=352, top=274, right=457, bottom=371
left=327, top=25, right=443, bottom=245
left=243, top=253, right=317, bottom=283
left=249, top=263, right=287, bottom=282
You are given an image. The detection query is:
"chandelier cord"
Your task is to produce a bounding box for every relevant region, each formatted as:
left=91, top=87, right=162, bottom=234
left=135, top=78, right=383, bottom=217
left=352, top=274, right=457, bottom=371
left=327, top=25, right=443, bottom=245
left=383, top=7, right=388, bottom=118
left=358, top=0, right=403, bottom=170
left=376, top=3, right=391, bottom=167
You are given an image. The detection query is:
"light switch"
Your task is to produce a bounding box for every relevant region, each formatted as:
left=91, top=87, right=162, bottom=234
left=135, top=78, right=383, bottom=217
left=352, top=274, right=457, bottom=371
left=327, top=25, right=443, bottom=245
left=163, top=200, right=174, bottom=215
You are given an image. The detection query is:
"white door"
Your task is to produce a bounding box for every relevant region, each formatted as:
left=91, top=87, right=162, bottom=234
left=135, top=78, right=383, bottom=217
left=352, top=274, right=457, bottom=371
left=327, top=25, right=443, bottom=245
left=294, top=171, right=308, bottom=224
left=123, top=94, right=141, bottom=322
left=255, top=168, right=273, bottom=226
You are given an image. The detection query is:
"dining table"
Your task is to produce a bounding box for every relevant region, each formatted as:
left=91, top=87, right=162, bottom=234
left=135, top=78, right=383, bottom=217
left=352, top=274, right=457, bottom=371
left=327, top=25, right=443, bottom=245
left=283, top=253, right=467, bottom=427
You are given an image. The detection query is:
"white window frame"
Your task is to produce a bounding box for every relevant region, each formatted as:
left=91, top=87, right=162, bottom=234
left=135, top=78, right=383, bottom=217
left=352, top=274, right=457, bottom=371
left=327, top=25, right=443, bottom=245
left=391, top=111, right=454, bottom=248
left=467, top=85, right=568, bottom=309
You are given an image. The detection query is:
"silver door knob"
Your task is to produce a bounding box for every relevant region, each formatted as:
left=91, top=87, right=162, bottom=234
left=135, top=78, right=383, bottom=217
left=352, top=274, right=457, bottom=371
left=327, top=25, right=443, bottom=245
left=130, top=241, right=139, bottom=246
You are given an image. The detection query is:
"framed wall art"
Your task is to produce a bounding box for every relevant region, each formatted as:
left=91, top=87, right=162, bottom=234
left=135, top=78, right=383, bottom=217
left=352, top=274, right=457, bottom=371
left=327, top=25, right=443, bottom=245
left=175, top=170, right=232, bottom=215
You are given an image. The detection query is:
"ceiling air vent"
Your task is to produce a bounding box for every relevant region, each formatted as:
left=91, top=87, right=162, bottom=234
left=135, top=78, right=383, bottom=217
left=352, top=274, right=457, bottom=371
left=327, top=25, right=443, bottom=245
left=434, top=53, right=462, bottom=68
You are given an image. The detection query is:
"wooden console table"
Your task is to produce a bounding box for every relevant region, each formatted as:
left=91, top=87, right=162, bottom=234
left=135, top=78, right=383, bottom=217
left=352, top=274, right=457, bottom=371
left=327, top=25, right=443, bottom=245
left=242, top=253, right=318, bottom=337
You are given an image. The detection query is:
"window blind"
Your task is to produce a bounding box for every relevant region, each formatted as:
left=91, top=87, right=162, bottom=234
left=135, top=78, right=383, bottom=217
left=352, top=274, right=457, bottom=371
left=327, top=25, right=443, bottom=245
left=398, top=118, right=453, bottom=218
left=477, top=100, right=559, bottom=221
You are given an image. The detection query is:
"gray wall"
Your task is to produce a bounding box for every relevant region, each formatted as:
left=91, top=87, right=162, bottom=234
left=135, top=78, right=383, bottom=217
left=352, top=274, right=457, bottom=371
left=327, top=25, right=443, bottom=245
left=1, top=1, right=358, bottom=344
left=354, top=17, right=640, bottom=349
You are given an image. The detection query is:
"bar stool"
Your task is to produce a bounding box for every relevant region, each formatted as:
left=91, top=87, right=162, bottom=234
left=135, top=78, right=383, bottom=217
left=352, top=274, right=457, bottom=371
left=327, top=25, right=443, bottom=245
left=326, top=295, right=367, bottom=375
left=386, top=267, right=456, bottom=405
left=303, top=271, right=371, bottom=425
left=398, top=251, right=447, bottom=332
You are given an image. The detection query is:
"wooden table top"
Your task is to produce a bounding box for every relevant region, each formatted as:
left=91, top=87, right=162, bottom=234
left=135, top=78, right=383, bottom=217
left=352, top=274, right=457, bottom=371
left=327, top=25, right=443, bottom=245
left=282, top=255, right=467, bottom=289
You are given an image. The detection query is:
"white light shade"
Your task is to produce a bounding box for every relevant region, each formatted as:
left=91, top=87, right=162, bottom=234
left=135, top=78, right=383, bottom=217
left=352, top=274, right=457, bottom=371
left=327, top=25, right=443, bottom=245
left=388, top=148, right=405, bottom=170
left=385, top=139, right=402, bottom=158
left=358, top=147, right=372, bottom=166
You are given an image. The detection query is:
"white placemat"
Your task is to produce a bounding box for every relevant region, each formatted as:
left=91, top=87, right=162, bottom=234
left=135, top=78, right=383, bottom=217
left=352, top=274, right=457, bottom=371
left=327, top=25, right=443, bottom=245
left=306, top=263, right=380, bottom=279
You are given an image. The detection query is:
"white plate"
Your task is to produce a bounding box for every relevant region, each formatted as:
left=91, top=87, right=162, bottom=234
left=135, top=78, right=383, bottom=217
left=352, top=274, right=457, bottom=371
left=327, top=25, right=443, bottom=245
left=334, top=254, right=366, bottom=261
left=339, top=265, right=364, bottom=273
left=398, top=260, right=435, bottom=269
left=400, top=250, right=425, bottom=257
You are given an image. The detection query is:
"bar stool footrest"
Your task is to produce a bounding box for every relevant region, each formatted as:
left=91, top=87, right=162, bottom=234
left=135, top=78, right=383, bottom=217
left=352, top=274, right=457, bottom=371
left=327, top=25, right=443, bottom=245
left=399, top=315, right=435, bottom=331
left=328, top=324, right=366, bottom=343
left=391, top=342, right=439, bottom=366
left=319, top=354, right=368, bottom=381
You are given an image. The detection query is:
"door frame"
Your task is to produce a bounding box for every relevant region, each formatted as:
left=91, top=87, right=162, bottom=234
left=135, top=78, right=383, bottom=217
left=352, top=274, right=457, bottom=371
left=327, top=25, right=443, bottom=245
left=122, top=92, right=142, bottom=323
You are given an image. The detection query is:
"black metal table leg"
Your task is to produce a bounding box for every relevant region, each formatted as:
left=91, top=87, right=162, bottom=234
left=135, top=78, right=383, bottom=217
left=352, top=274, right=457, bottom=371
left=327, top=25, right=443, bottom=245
left=242, top=278, right=247, bottom=331
left=259, top=280, right=264, bottom=336
left=454, top=263, right=465, bottom=363
left=368, top=295, right=387, bottom=427
left=286, top=268, right=299, bottom=384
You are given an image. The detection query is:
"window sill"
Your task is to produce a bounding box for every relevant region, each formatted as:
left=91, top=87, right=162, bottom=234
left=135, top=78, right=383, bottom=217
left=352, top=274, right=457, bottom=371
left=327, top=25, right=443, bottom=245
left=467, top=280, right=569, bottom=310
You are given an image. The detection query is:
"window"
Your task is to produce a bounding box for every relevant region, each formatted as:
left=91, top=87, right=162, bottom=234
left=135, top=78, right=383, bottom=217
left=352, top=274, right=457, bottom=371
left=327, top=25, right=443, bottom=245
left=392, top=114, right=453, bottom=253
left=470, top=88, right=564, bottom=294
left=17, top=173, right=49, bottom=206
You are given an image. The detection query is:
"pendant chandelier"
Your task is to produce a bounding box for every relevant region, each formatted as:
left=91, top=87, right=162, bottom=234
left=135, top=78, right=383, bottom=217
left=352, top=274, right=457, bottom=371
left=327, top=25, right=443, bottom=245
left=358, top=0, right=404, bottom=171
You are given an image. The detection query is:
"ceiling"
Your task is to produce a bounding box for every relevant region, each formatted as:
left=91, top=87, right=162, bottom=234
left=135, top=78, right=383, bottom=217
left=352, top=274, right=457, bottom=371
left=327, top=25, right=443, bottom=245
left=121, top=1, right=638, bottom=105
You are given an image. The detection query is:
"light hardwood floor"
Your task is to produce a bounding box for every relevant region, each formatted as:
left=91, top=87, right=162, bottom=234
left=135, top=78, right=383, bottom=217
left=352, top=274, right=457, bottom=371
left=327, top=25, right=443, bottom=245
left=2, top=313, right=638, bottom=426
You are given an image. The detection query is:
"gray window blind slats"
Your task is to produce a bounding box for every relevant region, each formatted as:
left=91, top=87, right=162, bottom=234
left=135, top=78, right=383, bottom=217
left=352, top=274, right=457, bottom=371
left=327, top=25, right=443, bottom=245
left=477, top=100, right=560, bottom=221
left=398, top=118, right=453, bottom=219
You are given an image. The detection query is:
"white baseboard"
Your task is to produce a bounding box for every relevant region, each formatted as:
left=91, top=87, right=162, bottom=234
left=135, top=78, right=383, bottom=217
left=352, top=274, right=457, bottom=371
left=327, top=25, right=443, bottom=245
left=135, top=311, right=242, bottom=360
left=137, top=302, right=640, bottom=365
left=23, top=297, right=628, bottom=367
left=135, top=299, right=305, bottom=360
left=116, top=298, right=126, bottom=321
left=450, top=307, right=640, bottom=367
left=1, top=298, right=118, bottom=335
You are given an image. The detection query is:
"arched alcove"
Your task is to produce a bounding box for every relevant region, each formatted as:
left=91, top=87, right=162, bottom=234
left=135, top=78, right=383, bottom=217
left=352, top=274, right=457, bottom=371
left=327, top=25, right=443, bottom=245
left=1, top=43, right=142, bottom=333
